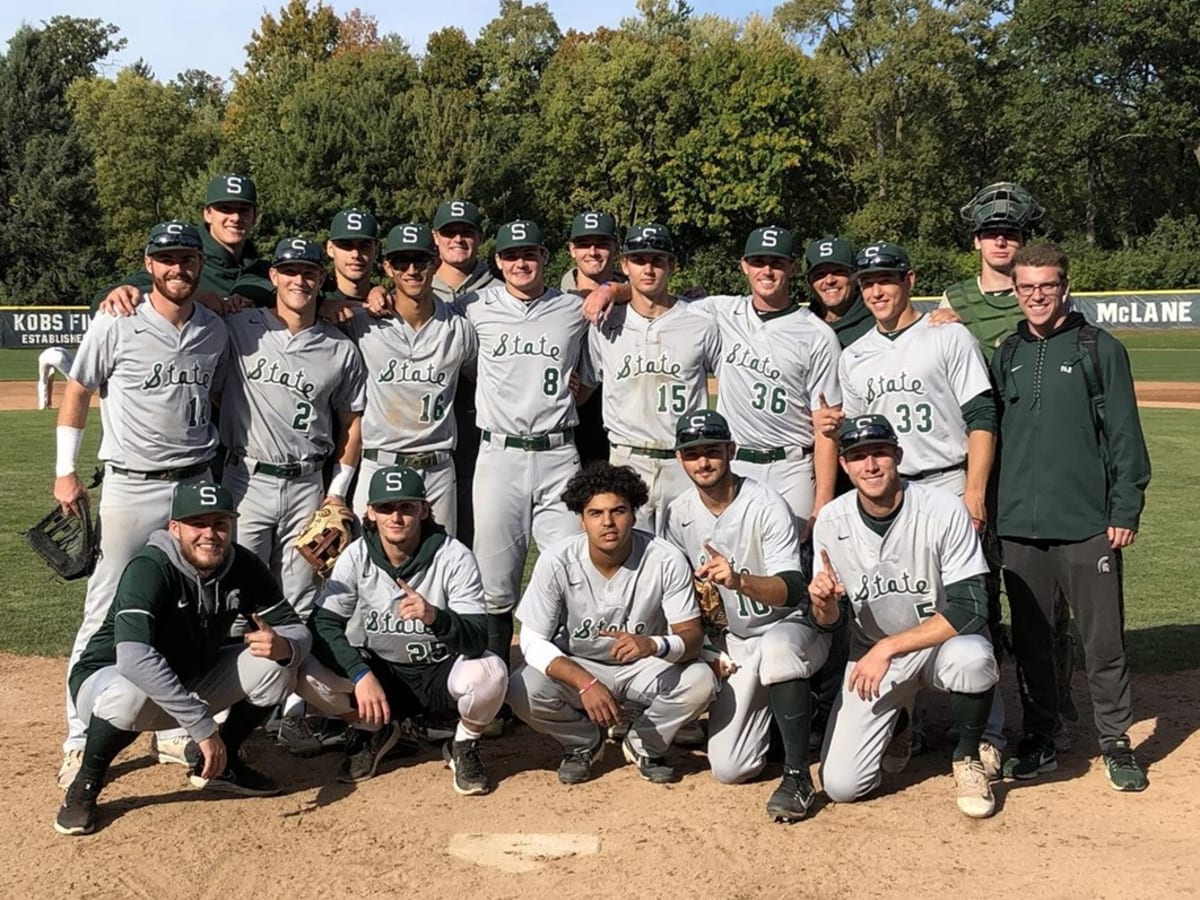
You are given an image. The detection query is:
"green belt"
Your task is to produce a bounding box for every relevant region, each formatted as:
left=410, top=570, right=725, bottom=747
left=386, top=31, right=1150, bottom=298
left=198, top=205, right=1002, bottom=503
left=735, top=446, right=808, bottom=464
left=626, top=446, right=675, bottom=459
left=363, top=449, right=444, bottom=468
left=109, top=460, right=212, bottom=482
left=481, top=428, right=574, bottom=452
left=255, top=461, right=308, bottom=478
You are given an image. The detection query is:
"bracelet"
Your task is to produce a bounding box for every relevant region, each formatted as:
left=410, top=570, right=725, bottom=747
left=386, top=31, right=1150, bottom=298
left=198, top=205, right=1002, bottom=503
left=579, top=677, right=599, bottom=696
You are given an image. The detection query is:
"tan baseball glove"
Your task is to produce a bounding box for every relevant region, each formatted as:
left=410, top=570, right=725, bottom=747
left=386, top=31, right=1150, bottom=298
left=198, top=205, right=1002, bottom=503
left=694, top=577, right=728, bottom=633
left=294, top=501, right=356, bottom=578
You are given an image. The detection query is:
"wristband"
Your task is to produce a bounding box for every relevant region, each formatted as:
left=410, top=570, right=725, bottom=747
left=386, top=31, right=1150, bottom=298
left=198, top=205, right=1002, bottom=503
left=662, top=633, right=686, bottom=663
left=579, top=677, right=599, bottom=696
left=327, top=462, right=356, bottom=499
left=55, top=426, right=85, bottom=477
left=655, top=636, right=669, bottom=658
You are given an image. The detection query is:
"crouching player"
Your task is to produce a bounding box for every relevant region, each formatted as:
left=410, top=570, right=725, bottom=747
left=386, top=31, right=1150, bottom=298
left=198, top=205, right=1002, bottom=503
left=297, top=466, right=507, bottom=795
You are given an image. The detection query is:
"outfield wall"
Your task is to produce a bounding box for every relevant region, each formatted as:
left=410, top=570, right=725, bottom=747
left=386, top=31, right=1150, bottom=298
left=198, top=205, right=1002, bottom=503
left=2, top=292, right=1199, bottom=348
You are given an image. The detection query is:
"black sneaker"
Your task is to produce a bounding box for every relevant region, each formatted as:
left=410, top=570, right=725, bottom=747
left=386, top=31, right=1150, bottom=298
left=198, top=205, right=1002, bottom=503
left=621, top=735, right=678, bottom=784
left=1002, top=736, right=1058, bottom=780
left=766, top=766, right=815, bottom=823
left=409, top=715, right=456, bottom=743
left=557, top=736, right=606, bottom=785
left=55, top=776, right=100, bottom=835
left=1103, top=737, right=1149, bottom=792
left=443, top=739, right=492, bottom=795
left=337, top=721, right=401, bottom=784
left=189, top=756, right=281, bottom=796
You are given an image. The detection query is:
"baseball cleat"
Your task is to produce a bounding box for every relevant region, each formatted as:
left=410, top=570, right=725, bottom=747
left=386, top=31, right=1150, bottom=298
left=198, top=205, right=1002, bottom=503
left=953, top=757, right=996, bottom=818
left=277, top=716, right=323, bottom=757
left=557, top=736, right=605, bottom=785
left=338, top=721, right=401, bottom=784
left=621, top=735, right=678, bottom=784
left=443, top=739, right=492, bottom=796
left=55, top=776, right=101, bottom=836
left=1003, top=736, right=1058, bottom=781
left=1102, top=738, right=1148, bottom=792
left=189, top=757, right=281, bottom=796
left=978, top=740, right=1003, bottom=782
left=766, top=767, right=815, bottom=823
left=57, top=748, right=83, bottom=791
left=153, top=733, right=200, bottom=767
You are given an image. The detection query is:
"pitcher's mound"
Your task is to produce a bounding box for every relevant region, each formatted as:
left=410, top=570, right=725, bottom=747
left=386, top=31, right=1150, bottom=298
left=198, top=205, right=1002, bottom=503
left=448, top=832, right=601, bottom=873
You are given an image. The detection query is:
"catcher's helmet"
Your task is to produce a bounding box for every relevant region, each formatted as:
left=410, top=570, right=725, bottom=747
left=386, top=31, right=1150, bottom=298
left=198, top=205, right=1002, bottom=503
left=960, top=182, right=1044, bottom=234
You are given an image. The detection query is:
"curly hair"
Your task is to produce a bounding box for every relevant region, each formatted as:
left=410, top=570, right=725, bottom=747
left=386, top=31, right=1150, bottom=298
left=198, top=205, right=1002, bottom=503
left=561, top=462, right=650, bottom=513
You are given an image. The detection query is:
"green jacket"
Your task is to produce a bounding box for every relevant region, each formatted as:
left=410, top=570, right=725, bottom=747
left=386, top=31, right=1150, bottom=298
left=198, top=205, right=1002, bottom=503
left=810, top=295, right=874, bottom=349
left=942, top=278, right=1024, bottom=351
left=990, top=312, right=1151, bottom=541
left=90, top=227, right=274, bottom=312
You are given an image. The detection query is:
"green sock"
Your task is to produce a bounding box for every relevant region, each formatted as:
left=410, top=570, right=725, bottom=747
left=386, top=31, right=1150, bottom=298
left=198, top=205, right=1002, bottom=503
left=78, top=718, right=140, bottom=786
left=950, top=687, right=995, bottom=761
left=487, top=611, right=515, bottom=671
left=768, top=678, right=812, bottom=771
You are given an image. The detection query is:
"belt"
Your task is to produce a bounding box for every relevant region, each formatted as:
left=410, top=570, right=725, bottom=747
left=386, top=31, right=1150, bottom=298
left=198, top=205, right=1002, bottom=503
left=905, top=461, right=966, bottom=481
left=109, top=460, right=211, bottom=482
left=230, top=454, right=322, bottom=479
left=481, top=428, right=574, bottom=452
left=363, top=448, right=449, bottom=468
left=735, top=446, right=811, bottom=464
left=622, top=445, right=675, bottom=460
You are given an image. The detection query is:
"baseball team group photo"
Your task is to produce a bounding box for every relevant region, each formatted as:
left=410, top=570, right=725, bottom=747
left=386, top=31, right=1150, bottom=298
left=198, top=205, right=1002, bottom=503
left=2, top=2, right=1199, bottom=897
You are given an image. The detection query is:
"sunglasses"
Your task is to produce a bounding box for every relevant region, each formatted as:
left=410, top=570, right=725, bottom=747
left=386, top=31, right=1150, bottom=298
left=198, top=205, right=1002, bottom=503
left=855, top=251, right=908, bottom=270
left=624, top=234, right=673, bottom=253
left=676, top=425, right=732, bottom=444
left=437, top=226, right=477, bottom=238
left=387, top=254, right=433, bottom=272
left=148, top=232, right=203, bottom=251
left=838, top=423, right=897, bottom=452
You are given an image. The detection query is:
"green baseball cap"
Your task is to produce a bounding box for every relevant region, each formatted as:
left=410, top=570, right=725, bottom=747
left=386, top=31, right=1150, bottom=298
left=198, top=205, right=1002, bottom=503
left=623, top=223, right=674, bottom=256
left=271, top=237, right=324, bottom=268
left=854, top=241, right=912, bottom=277
left=145, top=221, right=204, bottom=256
left=743, top=226, right=795, bottom=260
left=329, top=208, right=379, bottom=241
left=385, top=223, right=436, bottom=258
left=432, top=200, right=482, bottom=231
left=205, top=173, right=257, bottom=207
left=368, top=466, right=428, bottom=505
left=570, top=211, right=618, bottom=241
left=171, top=481, right=238, bottom=521
left=495, top=220, right=545, bottom=253
left=805, top=236, right=856, bottom=273
left=837, top=414, right=900, bottom=455
left=674, top=409, right=733, bottom=450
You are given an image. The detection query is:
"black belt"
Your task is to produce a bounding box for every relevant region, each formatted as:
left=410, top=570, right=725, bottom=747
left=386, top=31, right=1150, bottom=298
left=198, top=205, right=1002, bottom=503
left=906, top=462, right=966, bottom=481
left=735, top=446, right=810, bottom=464
left=109, top=460, right=211, bottom=482
left=481, top=428, right=574, bottom=452
left=626, top=446, right=675, bottom=460
left=363, top=449, right=445, bottom=468
left=255, top=462, right=308, bottom=478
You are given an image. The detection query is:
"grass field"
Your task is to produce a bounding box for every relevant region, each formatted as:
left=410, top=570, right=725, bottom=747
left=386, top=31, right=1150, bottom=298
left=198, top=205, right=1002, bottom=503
left=1, top=407, right=1197, bottom=672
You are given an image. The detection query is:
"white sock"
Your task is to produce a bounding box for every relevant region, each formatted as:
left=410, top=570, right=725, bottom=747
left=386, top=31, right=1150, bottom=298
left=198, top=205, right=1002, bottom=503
left=456, top=721, right=483, bottom=742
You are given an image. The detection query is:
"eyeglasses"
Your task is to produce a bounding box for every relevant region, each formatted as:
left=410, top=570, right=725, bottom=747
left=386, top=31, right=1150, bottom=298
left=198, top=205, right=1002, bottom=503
left=1013, top=280, right=1063, bottom=297
left=676, top=425, right=732, bottom=445
left=498, top=248, right=542, bottom=262
left=624, top=235, right=673, bottom=254
left=855, top=251, right=907, bottom=270
left=838, top=423, right=898, bottom=453
left=387, top=254, right=433, bottom=272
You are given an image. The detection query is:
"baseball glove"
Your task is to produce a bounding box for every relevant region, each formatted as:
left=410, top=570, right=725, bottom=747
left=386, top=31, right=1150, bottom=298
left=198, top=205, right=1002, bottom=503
left=26, top=495, right=99, bottom=581
left=294, top=501, right=357, bottom=578
left=694, top=577, right=728, bottom=633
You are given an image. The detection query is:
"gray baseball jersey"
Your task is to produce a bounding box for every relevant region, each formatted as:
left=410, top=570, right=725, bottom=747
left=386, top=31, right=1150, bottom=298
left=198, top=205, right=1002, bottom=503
left=516, top=530, right=699, bottom=664
left=812, top=482, right=987, bottom=646
left=689, top=296, right=842, bottom=449
left=317, top=535, right=486, bottom=665
left=663, top=476, right=805, bottom=639
left=69, top=301, right=227, bottom=469
left=839, top=316, right=991, bottom=475
left=589, top=302, right=720, bottom=448
left=342, top=304, right=477, bottom=452
left=219, top=309, right=366, bottom=461
left=456, top=284, right=593, bottom=435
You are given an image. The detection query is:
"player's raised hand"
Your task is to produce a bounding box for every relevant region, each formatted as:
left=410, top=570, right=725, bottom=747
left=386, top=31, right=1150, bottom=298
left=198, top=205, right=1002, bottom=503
left=696, top=542, right=742, bottom=592
left=812, top=392, right=844, bottom=438
left=808, top=549, right=844, bottom=626
left=353, top=670, right=391, bottom=728
left=396, top=577, right=436, bottom=626
left=98, top=284, right=142, bottom=317
left=598, top=628, right=657, bottom=664
left=244, top=613, right=292, bottom=661
left=366, top=285, right=395, bottom=318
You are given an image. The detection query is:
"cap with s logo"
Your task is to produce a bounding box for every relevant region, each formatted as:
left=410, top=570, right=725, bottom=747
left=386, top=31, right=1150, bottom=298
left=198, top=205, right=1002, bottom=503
left=171, top=481, right=238, bottom=521
left=622, top=223, right=675, bottom=256
left=743, top=226, right=795, bottom=260
left=368, top=466, right=428, bottom=505
left=674, top=409, right=733, bottom=450
left=271, top=236, right=324, bottom=268
left=329, top=208, right=380, bottom=241
left=145, top=220, right=204, bottom=256
left=204, top=173, right=258, bottom=207
left=385, top=223, right=436, bottom=258
left=836, top=414, right=900, bottom=455
left=569, top=211, right=618, bottom=241
left=853, top=241, right=911, bottom=278
left=495, top=219, right=545, bottom=253
left=804, top=236, right=856, bottom=273
left=432, top=199, right=483, bottom=231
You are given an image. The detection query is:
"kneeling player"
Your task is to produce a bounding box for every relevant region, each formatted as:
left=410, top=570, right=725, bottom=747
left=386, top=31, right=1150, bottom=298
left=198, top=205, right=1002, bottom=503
left=508, top=463, right=715, bottom=785
left=664, top=410, right=833, bottom=823
left=814, top=415, right=998, bottom=818
left=56, top=482, right=311, bottom=836
left=297, top=466, right=507, bottom=795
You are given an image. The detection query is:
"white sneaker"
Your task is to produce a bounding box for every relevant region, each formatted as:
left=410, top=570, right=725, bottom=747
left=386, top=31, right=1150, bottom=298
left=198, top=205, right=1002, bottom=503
left=58, top=748, right=83, bottom=790
left=978, top=741, right=1003, bottom=782
left=152, top=733, right=198, bottom=766
left=953, top=757, right=996, bottom=819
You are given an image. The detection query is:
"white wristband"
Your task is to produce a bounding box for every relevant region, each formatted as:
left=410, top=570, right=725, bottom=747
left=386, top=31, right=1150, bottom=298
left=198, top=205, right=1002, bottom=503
left=327, top=462, right=356, bottom=499
left=55, top=426, right=84, bottom=477
left=663, top=633, right=686, bottom=663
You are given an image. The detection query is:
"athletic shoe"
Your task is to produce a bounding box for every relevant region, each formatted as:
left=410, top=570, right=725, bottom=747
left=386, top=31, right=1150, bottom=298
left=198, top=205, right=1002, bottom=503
left=409, top=715, right=456, bottom=743
left=277, top=716, right=323, bottom=758
left=978, top=740, right=1003, bottom=782
left=1053, top=721, right=1072, bottom=753
left=337, top=721, right=401, bottom=784
left=621, top=735, right=678, bottom=784
left=442, top=739, right=492, bottom=796
left=55, top=776, right=100, bottom=836
left=1003, top=736, right=1058, bottom=780
left=312, top=717, right=350, bottom=751
left=153, top=733, right=200, bottom=767
left=386, top=719, right=421, bottom=759
left=953, top=757, right=996, bottom=818
left=557, top=736, right=606, bottom=785
left=673, top=720, right=706, bottom=749
left=607, top=706, right=641, bottom=742
left=189, top=757, right=281, bottom=796
left=57, top=749, right=83, bottom=791
left=1102, top=738, right=1149, bottom=792
left=481, top=704, right=514, bottom=739
left=766, top=766, right=815, bottom=823
left=882, top=706, right=914, bottom=775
